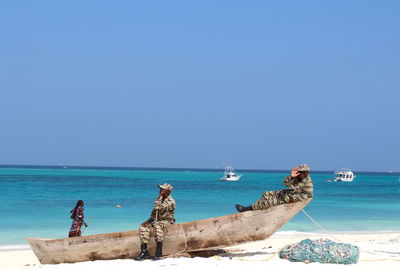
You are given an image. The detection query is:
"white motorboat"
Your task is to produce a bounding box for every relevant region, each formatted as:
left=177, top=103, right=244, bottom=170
left=220, top=166, right=242, bottom=181
left=334, top=169, right=356, bottom=182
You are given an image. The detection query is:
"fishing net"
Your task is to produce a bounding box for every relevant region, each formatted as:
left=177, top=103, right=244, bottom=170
left=278, top=238, right=359, bottom=264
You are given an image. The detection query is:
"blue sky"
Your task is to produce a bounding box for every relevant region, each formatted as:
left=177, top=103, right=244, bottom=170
left=1, top=1, right=399, bottom=171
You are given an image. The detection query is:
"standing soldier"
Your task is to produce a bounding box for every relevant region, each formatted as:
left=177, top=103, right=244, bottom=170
left=236, top=164, right=313, bottom=212
left=135, top=183, right=176, bottom=260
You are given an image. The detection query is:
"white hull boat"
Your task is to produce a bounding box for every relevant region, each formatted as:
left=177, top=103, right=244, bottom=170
left=334, top=169, right=355, bottom=182
left=220, top=166, right=242, bottom=181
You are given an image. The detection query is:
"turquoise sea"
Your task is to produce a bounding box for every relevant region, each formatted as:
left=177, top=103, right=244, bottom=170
left=1, top=166, right=399, bottom=246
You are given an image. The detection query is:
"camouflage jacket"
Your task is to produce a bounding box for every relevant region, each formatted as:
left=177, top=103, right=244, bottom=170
left=283, top=175, right=314, bottom=197
left=149, top=195, right=176, bottom=224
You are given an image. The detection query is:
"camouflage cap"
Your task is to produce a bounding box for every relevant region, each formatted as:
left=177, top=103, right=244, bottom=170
left=298, top=164, right=310, bottom=172
left=158, top=183, right=174, bottom=191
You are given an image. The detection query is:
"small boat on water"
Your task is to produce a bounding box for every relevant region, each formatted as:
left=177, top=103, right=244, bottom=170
left=27, top=199, right=311, bottom=264
left=220, top=166, right=241, bottom=181
left=334, top=169, right=356, bottom=182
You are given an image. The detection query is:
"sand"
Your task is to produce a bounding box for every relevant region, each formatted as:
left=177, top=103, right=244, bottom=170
left=1, top=232, right=399, bottom=270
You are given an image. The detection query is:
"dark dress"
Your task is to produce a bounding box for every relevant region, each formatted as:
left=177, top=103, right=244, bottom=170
left=68, top=206, right=84, bottom=237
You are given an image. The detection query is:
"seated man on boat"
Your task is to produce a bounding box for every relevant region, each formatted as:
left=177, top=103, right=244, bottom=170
left=236, top=164, right=313, bottom=212
left=135, top=183, right=176, bottom=260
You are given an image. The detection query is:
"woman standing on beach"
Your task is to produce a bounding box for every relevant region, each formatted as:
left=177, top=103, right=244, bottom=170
left=68, top=200, right=88, bottom=237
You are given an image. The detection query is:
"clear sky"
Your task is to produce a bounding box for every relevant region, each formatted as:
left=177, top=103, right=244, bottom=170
left=1, top=1, right=399, bottom=172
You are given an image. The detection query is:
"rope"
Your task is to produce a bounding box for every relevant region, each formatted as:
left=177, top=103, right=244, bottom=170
left=165, top=207, right=315, bottom=259
left=176, top=223, right=188, bottom=255
left=165, top=210, right=274, bottom=259
left=233, top=253, right=277, bottom=262
left=165, top=223, right=188, bottom=258
left=301, top=210, right=344, bottom=243
left=301, top=209, right=399, bottom=260
left=167, top=208, right=399, bottom=263
left=361, top=258, right=400, bottom=262
left=167, top=209, right=292, bottom=259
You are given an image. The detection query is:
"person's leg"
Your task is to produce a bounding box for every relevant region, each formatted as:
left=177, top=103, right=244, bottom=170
left=236, top=189, right=304, bottom=213
left=135, top=224, right=152, bottom=260
left=252, top=190, right=287, bottom=210
left=68, top=220, right=81, bottom=237
left=286, top=191, right=309, bottom=203
left=235, top=204, right=253, bottom=212
left=76, top=223, right=82, bottom=237
left=152, top=221, right=169, bottom=259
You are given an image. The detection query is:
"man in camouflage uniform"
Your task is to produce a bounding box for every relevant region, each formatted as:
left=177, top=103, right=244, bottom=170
left=135, top=183, right=176, bottom=260
left=236, top=164, right=313, bottom=212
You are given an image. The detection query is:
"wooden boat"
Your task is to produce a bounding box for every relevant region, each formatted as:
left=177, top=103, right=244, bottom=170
left=27, top=199, right=311, bottom=264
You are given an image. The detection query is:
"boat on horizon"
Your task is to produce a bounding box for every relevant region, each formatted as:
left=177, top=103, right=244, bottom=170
left=27, top=199, right=311, bottom=264
left=220, top=166, right=242, bottom=181
left=333, top=169, right=355, bottom=182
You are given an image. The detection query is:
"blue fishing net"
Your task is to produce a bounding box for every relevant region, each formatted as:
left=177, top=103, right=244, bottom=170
left=278, top=238, right=359, bottom=264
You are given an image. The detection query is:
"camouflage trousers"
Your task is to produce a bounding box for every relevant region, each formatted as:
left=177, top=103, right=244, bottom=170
left=252, top=189, right=311, bottom=210
left=139, top=220, right=171, bottom=244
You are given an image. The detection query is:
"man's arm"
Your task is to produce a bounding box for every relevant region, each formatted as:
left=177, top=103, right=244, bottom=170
left=283, top=176, right=294, bottom=187
left=141, top=211, right=155, bottom=226
left=153, top=198, right=174, bottom=210
left=289, top=176, right=313, bottom=196
left=284, top=167, right=300, bottom=187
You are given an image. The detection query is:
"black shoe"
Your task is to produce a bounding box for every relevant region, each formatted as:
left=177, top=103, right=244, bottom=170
left=152, top=241, right=163, bottom=260
left=236, top=204, right=253, bottom=212
left=134, top=244, right=151, bottom=260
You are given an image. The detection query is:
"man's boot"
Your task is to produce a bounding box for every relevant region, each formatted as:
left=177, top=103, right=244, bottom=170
left=134, top=243, right=151, bottom=260
left=235, top=204, right=253, bottom=212
left=152, top=241, right=163, bottom=260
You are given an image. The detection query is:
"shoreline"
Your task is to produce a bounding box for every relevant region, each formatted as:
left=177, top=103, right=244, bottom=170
left=1, top=231, right=399, bottom=269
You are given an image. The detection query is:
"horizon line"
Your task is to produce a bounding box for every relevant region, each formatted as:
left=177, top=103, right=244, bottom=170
left=0, top=164, right=398, bottom=175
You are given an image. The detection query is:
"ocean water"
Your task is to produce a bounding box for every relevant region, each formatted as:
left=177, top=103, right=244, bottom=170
left=0, top=166, right=399, bottom=246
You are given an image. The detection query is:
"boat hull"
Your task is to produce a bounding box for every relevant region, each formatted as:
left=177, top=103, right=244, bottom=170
left=27, top=199, right=311, bottom=264
left=220, top=176, right=241, bottom=181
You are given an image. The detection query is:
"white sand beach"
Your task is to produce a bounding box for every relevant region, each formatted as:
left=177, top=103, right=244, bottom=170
left=1, top=232, right=399, bottom=270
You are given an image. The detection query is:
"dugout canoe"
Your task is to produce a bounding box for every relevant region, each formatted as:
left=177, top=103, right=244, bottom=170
left=27, top=199, right=311, bottom=264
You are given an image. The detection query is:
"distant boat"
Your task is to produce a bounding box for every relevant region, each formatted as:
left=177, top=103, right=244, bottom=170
left=220, top=166, right=241, bottom=181
left=333, top=169, right=355, bottom=182
left=27, top=199, right=311, bottom=264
